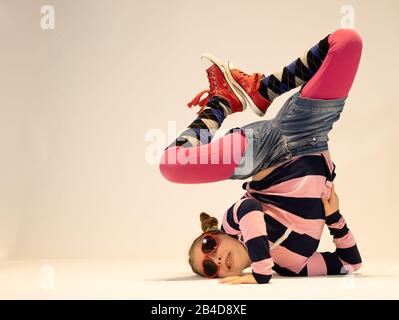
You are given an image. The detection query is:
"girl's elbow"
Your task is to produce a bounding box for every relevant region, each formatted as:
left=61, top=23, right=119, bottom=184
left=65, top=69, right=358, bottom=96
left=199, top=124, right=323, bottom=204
left=352, top=262, right=362, bottom=272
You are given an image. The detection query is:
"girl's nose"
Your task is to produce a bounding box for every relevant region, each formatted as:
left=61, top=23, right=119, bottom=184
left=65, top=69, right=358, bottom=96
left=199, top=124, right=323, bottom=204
left=209, top=252, right=222, bottom=265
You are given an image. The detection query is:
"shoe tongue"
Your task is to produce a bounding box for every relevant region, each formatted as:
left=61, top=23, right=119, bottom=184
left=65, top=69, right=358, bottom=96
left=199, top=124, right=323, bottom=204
left=231, top=69, right=246, bottom=78
left=206, top=64, right=218, bottom=73
left=201, top=56, right=214, bottom=70
left=251, top=73, right=262, bottom=91
left=228, top=62, right=237, bottom=69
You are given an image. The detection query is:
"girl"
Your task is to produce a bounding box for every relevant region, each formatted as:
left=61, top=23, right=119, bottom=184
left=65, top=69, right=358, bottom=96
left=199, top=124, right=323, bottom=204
left=160, top=29, right=363, bottom=284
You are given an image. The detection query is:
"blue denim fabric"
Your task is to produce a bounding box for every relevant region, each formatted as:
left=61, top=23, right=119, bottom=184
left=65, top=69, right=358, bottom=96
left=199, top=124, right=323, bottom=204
left=229, top=91, right=347, bottom=180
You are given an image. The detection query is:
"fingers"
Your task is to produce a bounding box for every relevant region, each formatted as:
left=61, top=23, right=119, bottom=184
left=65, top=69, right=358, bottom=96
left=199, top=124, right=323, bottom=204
left=322, top=183, right=340, bottom=216
left=330, top=184, right=339, bottom=201
left=322, top=183, right=338, bottom=203
left=219, top=276, right=248, bottom=285
left=219, top=276, right=240, bottom=284
left=321, top=194, right=330, bottom=209
left=331, top=184, right=339, bottom=197
left=226, top=279, right=246, bottom=285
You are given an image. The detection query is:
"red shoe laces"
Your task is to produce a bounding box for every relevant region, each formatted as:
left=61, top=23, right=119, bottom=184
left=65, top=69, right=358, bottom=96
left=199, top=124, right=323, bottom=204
left=187, top=68, right=218, bottom=114
left=234, top=69, right=262, bottom=91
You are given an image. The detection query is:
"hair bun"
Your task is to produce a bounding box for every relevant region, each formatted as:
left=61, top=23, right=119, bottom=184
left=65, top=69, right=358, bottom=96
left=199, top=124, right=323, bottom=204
left=199, top=212, right=218, bottom=233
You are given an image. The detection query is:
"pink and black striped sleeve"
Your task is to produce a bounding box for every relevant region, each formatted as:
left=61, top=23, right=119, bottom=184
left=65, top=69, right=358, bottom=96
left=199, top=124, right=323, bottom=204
left=306, top=210, right=362, bottom=276
left=235, top=199, right=274, bottom=283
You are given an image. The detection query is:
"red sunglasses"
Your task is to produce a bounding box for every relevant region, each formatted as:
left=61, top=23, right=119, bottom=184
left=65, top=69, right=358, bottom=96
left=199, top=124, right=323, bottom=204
left=200, top=232, right=221, bottom=278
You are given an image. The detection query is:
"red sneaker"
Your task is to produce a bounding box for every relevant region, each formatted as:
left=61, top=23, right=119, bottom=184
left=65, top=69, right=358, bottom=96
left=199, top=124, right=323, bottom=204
left=187, top=53, right=246, bottom=115
left=226, top=62, right=272, bottom=117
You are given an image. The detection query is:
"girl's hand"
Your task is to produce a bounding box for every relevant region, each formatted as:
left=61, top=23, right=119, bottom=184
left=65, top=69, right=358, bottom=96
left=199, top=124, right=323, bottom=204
left=321, top=184, right=339, bottom=217
left=218, top=274, right=257, bottom=285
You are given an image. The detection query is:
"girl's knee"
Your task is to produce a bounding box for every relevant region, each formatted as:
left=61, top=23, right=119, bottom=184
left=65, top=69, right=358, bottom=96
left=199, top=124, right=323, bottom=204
left=353, top=262, right=362, bottom=272
left=330, top=28, right=363, bottom=51
left=159, top=147, right=180, bottom=182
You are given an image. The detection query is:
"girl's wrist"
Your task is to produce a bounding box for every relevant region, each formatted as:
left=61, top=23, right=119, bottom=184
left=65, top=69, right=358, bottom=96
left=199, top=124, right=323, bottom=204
left=325, top=210, right=341, bottom=225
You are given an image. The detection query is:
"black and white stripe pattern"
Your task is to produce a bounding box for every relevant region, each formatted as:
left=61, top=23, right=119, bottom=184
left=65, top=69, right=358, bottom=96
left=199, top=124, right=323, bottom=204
left=169, top=97, right=230, bottom=148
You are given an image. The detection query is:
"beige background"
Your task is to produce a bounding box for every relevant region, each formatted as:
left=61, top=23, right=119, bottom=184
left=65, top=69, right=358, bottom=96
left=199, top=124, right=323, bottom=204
left=0, top=0, right=398, bottom=265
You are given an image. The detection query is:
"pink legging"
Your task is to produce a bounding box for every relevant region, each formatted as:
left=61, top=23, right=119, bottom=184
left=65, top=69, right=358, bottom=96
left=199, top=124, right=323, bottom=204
left=160, top=29, right=363, bottom=184
left=300, top=29, right=363, bottom=99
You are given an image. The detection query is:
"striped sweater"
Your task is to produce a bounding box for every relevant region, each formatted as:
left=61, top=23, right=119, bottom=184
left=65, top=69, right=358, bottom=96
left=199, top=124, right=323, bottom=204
left=220, top=153, right=362, bottom=284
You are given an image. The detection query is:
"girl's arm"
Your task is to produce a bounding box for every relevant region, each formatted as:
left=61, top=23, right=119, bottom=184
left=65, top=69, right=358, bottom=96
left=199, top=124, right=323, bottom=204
left=220, top=198, right=273, bottom=284
left=305, top=186, right=362, bottom=276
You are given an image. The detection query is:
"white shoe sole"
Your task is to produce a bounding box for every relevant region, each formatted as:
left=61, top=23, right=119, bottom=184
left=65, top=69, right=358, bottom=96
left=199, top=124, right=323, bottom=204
left=226, top=61, right=265, bottom=117
left=200, top=53, right=247, bottom=111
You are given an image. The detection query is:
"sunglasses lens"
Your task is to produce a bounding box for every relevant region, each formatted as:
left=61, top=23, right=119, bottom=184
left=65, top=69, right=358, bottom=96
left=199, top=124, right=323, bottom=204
left=201, top=235, right=217, bottom=254
left=203, top=259, right=218, bottom=277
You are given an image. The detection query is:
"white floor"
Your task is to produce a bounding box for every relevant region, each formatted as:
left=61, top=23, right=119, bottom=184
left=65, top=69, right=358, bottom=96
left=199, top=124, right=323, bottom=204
left=0, top=259, right=398, bottom=300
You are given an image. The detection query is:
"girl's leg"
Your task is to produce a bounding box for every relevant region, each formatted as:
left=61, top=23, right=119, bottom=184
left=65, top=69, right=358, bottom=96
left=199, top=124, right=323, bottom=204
left=300, top=29, right=363, bottom=99
left=160, top=29, right=363, bottom=184
left=258, top=34, right=331, bottom=102
left=160, top=65, right=247, bottom=184
left=160, top=99, right=247, bottom=184
left=255, top=29, right=362, bottom=104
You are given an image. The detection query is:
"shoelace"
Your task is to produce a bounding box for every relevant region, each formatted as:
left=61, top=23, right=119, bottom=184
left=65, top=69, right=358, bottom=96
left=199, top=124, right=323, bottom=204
left=233, top=69, right=262, bottom=91
left=187, top=90, right=211, bottom=114
left=187, top=68, right=218, bottom=114
left=236, top=69, right=248, bottom=77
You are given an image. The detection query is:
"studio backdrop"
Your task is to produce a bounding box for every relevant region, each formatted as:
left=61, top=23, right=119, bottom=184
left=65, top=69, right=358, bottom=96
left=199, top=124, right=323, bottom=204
left=0, top=0, right=398, bottom=264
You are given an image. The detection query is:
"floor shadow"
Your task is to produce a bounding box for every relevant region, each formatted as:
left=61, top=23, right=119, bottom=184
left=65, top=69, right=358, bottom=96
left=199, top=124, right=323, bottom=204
left=145, top=274, right=207, bottom=281
left=272, top=273, right=393, bottom=279
left=146, top=272, right=391, bottom=282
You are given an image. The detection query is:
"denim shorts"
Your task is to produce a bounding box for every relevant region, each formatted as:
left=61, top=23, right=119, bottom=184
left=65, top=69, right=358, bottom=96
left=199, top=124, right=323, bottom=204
left=229, top=91, right=347, bottom=180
